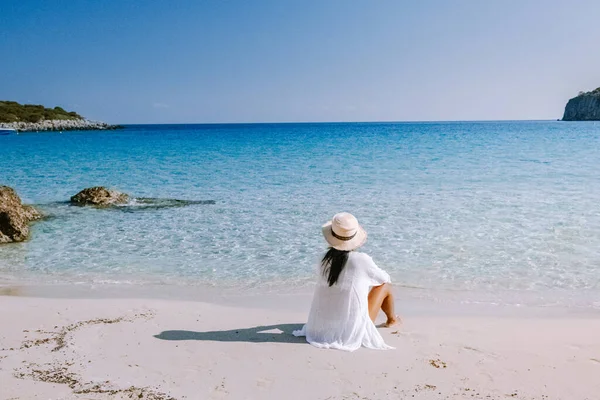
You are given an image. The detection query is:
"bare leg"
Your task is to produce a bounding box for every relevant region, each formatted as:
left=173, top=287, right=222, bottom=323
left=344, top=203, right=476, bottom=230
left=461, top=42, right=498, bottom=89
left=368, top=283, right=400, bottom=327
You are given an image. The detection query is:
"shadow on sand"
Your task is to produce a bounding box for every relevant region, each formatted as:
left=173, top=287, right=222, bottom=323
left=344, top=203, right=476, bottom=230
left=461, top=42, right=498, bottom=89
left=153, top=323, right=306, bottom=344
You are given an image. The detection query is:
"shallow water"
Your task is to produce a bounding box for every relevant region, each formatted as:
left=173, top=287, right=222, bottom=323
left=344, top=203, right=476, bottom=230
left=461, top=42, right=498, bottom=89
left=1, top=122, right=599, bottom=309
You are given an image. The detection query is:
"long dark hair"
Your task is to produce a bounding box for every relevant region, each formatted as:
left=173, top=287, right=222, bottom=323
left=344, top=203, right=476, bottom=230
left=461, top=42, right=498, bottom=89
left=322, top=247, right=350, bottom=287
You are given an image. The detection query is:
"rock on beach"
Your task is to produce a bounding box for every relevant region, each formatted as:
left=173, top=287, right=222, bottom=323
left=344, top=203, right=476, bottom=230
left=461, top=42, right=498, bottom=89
left=0, top=186, right=41, bottom=244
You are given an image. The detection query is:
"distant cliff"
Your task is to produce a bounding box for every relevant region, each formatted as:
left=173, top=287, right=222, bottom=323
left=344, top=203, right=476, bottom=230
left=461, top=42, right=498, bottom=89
left=0, top=100, right=120, bottom=131
left=562, top=88, right=600, bottom=121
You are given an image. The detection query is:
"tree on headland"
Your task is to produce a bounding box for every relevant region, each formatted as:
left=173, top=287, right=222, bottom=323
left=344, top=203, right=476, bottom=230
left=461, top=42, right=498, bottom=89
left=576, top=87, right=600, bottom=97
left=0, top=101, right=83, bottom=123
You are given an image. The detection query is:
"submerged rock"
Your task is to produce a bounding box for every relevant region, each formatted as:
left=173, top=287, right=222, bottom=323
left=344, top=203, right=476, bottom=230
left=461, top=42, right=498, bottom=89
left=0, top=186, right=41, bottom=243
left=563, top=88, right=600, bottom=121
left=130, top=198, right=216, bottom=209
left=69, top=187, right=215, bottom=209
left=70, top=187, right=129, bottom=206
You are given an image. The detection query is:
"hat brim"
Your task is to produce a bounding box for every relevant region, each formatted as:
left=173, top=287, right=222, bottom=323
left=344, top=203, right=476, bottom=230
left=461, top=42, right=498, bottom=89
left=322, top=221, right=368, bottom=251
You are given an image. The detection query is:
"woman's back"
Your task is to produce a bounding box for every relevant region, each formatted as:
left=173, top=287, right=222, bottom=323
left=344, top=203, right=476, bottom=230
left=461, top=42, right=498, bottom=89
left=293, top=251, right=392, bottom=351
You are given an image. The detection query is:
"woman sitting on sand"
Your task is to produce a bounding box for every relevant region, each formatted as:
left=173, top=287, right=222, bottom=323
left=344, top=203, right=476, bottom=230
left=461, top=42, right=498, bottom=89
left=294, top=212, right=399, bottom=351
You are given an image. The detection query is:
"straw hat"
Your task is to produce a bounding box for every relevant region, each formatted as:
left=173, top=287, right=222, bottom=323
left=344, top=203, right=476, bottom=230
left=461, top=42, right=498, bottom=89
left=322, top=212, right=367, bottom=251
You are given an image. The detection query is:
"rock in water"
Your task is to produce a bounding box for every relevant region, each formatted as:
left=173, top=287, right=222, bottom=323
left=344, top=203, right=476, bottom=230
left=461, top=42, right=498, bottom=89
left=563, top=88, right=600, bottom=121
left=0, top=186, right=41, bottom=243
left=131, top=198, right=216, bottom=209
left=70, top=187, right=129, bottom=206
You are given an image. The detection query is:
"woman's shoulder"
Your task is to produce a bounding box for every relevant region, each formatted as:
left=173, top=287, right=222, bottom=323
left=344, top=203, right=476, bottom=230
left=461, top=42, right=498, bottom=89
left=350, top=251, right=374, bottom=262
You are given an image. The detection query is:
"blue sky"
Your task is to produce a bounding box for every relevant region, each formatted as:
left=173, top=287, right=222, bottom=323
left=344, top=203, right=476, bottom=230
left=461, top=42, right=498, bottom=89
left=1, top=0, right=600, bottom=123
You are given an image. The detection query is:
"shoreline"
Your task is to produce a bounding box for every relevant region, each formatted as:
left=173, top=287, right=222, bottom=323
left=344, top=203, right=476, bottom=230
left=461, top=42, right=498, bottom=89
left=2, top=281, right=599, bottom=319
left=1, top=295, right=599, bottom=399
left=0, top=119, right=122, bottom=132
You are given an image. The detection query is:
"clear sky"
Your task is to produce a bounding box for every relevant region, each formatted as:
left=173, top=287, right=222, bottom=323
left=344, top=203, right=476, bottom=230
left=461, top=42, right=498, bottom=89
left=2, top=0, right=600, bottom=124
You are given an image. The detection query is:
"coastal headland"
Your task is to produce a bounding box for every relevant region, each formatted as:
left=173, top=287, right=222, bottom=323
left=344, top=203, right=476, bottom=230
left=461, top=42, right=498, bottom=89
left=0, top=101, right=120, bottom=132
left=562, top=88, right=600, bottom=121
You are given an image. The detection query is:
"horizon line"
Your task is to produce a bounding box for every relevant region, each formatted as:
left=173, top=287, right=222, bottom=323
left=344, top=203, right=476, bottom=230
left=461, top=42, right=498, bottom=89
left=117, top=118, right=565, bottom=125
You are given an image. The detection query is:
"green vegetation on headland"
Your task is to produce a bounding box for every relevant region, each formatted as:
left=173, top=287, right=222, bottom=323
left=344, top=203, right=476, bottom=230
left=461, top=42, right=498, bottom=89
left=0, top=100, right=121, bottom=131
left=576, top=87, right=600, bottom=96
left=0, top=101, right=82, bottom=123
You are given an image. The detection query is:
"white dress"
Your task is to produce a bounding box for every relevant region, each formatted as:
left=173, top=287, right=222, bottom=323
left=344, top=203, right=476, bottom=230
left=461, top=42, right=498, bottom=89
left=293, top=251, right=394, bottom=351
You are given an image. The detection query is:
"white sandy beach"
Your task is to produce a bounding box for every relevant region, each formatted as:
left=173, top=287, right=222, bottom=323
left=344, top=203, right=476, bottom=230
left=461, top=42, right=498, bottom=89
left=1, top=291, right=599, bottom=400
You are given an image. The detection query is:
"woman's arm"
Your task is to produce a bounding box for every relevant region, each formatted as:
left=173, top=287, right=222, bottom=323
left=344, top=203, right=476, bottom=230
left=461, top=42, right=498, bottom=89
left=363, top=254, right=391, bottom=286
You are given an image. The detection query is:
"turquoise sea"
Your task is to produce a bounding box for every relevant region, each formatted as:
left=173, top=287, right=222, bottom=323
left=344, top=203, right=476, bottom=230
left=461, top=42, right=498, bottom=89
left=1, top=121, right=599, bottom=309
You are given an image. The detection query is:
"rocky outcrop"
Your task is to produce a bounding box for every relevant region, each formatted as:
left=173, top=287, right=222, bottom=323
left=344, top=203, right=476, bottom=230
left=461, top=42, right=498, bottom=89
left=563, top=88, right=600, bottom=121
left=69, top=187, right=218, bottom=209
left=0, top=186, right=41, bottom=243
left=0, top=119, right=121, bottom=132
left=70, top=187, right=129, bottom=206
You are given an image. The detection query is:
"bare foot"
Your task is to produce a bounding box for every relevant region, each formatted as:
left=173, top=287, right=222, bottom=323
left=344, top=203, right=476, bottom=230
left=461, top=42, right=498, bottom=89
left=378, top=315, right=402, bottom=328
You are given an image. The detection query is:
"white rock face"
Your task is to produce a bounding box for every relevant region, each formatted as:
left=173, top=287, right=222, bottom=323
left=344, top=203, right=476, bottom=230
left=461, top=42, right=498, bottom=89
left=0, top=119, right=119, bottom=132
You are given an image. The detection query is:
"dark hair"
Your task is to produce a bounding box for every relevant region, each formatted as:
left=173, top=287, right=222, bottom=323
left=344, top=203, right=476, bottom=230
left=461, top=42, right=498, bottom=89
left=322, top=247, right=350, bottom=287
